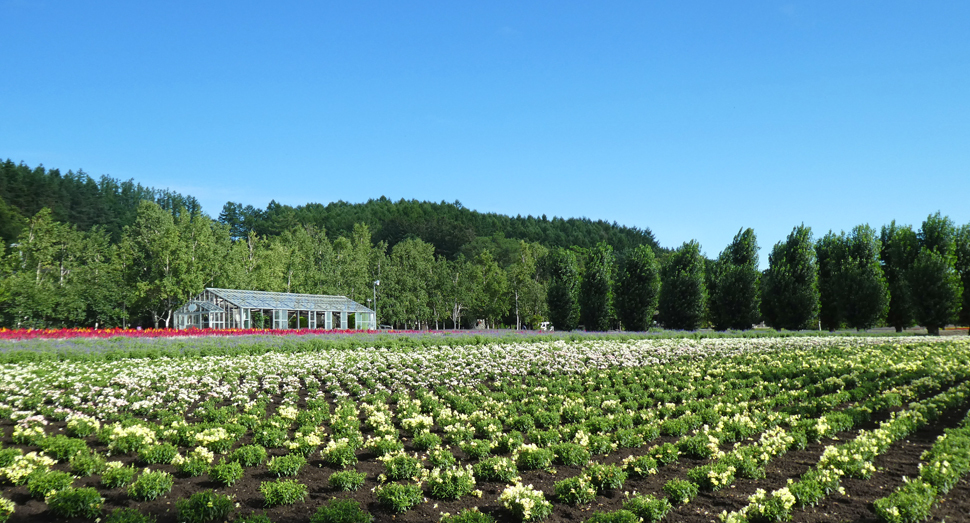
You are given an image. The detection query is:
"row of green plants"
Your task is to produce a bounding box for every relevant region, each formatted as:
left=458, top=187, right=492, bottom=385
left=2, top=337, right=970, bottom=522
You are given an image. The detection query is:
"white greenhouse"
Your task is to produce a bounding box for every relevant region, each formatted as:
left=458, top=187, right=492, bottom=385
left=174, top=288, right=376, bottom=330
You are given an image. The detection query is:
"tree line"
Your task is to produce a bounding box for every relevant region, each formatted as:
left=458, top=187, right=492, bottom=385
left=0, top=160, right=967, bottom=333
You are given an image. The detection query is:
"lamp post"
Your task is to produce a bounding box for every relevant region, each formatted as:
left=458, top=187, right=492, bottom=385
left=373, top=280, right=380, bottom=329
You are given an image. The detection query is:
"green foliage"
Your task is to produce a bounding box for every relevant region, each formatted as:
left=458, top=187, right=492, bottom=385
left=815, top=225, right=889, bottom=331
left=27, top=469, right=73, bottom=499
left=426, top=465, right=476, bottom=500
left=649, top=442, right=680, bottom=465
left=663, top=478, right=698, bottom=504
left=583, top=510, right=641, bottom=523
left=459, top=439, right=492, bottom=460
left=552, top=442, right=591, bottom=466
left=209, top=459, right=244, bottom=487
left=439, top=508, right=495, bottom=523
left=584, top=462, right=627, bottom=493
left=230, top=444, right=268, bottom=467
left=70, top=449, right=107, bottom=476
left=873, top=478, right=936, bottom=523
left=427, top=447, right=457, bottom=469
left=101, top=463, right=138, bottom=488
left=546, top=248, right=581, bottom=331
left=260, top=479, right=308, bottom=507
left=103, top=507, right=158, bottom=523
left=579, top=243, right=616, bottom=331
left=381, top=452, right=422, bottom=481
left=45, top=486, right=104, bottom=519
left=321, top=441, right=358, bottom=469
left=657, top=240, right=707, bottom=330
left=623, top=493, right=672, bottom=522
left=329, top=470, right=367, bottom=491
left=267, top=453, right=306, bottom=477
left=880, top=221, right=920, bottom=331
left=621, top=454, right=658, bottom=478
left=233, top=514, right=273, bottom=523
left=412, top=431, right=442, bottom=450
left=38, top=435, right=88, bottom=462
left=515, top=445, right=554, bottom=470
left=311, top=498, right=373, bottom=523
left=128, top=469, right=175, bottom=500
left=375, top=482, right=424, bottom=513
left=761, top=225, right=819, bottom=330
left=909, top=248, right=963, bottom=335
left=554, top=475, right=597, bottom=504
left=176, top=490, right=234, bottom=523
left=473, top=456, right=519, bottom=483
left=139, top=442, right=178, bottom=465
left=955, top=223, right=970, bottom=327
left=687, top=462, right=736, bottom=491
left=709, top=228, right=761, bottom=331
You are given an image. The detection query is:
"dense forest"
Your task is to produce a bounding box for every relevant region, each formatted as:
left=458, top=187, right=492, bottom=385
left=1, top=159, right=968, bottom=334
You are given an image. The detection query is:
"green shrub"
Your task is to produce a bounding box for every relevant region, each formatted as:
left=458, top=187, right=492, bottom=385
left=648, top=443, right=680, bottom=465
left=510, top=414, right=535, bottom=432
left=515, top=445, right=554, bottom=471
left=873, top=478, right=937, bottom=523
left=176, top=490, right=234, bottom=523
left=623, top=494, right=672, bottom=522
left=260, top=479, right=308, bottom=506
left=128, top=469, right=175, bottom=501
left=621, top=455, right=658, bottom=478
left=311, top=498, right=373, bottom=523
left=70, top=450, right=107, bottom=476
left=588, top=434, right=614, bottom=455
left=27, top=469, right=73, bottom=499
left=230, top=445, right=268, bottom=467
left=321, top=440, right=358, bottom=469
left=209, top=459, right=244, bottom=487
left=427, top=447, right=457, bottom=469
left=493, top=431, right=525, bottom=454
left=38, top=435, right=88, bottom=462
left=584, top=509, right=641, bottom=523
left=613, top=429, right=644, bottom=449
left=46, top=486, right=104, bottom=519
left=139, top=443, right=178, bottom=465
left=376, top=482, right=424, bottom=513
left=253, top=426, right=288, bottom=448
left=268, top=453, right=306, bottom=477
left=554, top=476, right=597, bottom=505
left=101, top=463, right=138, bottom=488
left=584, top=463, right=627, bottom=493
left=687, top=462, right=736, bottom=491
left=677, top=431, right=721, bottom=459
left=473, top=456, right=519, bottom=483
left=460, top=439, right=493, bottom=460
left=0, top=448, right=20, bottom=468
left=426, top=465, right=476, bottom=500
left=379, top=452, right=421, bottom=480
left=663, top=479, right=698, bottom=505
left=233, top=514, right=273, bottom=523
left=0, top=496, right=12, bottom=523
left=328, top=470, right=367, bottom=491
left=552, top=443, right=591, bottom=466
left=439, top=508, right=495, bottom=523
left=527, top=429, right=561, bottom=447
left=412, top=431, right=442, bottom=450
left=103, top=507, right=157, bottom=523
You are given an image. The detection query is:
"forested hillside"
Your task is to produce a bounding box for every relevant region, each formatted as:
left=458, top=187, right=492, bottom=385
left=1, top=159, right=968, bottom=334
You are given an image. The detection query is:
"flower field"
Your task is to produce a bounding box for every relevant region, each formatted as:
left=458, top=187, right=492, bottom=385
left=1, top=336, right=970, bottom=523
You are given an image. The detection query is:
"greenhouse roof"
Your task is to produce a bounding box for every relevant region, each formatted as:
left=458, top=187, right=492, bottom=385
left=206, top=288, right=373, bottom=313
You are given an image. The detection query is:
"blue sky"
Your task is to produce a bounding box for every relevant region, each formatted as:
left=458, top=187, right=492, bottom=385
left=2, top=1, right=968, bottom=265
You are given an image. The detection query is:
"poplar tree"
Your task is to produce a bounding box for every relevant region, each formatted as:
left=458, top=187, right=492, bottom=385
left=615, top=244, right=661, bottom=331
left=910, top=212, right=963, bottom=335
left=880, top=221, right=919, bottom=331
left=546, top=248, right=580, bottom=331
left=579, top=243, right=616, bottom=331
left=708, top=228, right=760, bottom=331
left=657, top=241, right=706, bottom=330
left=761, top=225, right=818, bottom=330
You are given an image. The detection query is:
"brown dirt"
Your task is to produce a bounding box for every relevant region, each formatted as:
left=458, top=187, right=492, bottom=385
left=3, top=406, right=970, bottom=523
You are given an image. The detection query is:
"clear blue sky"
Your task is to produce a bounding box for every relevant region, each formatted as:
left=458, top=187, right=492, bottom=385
left=2, top=1, right=968, bottom=266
